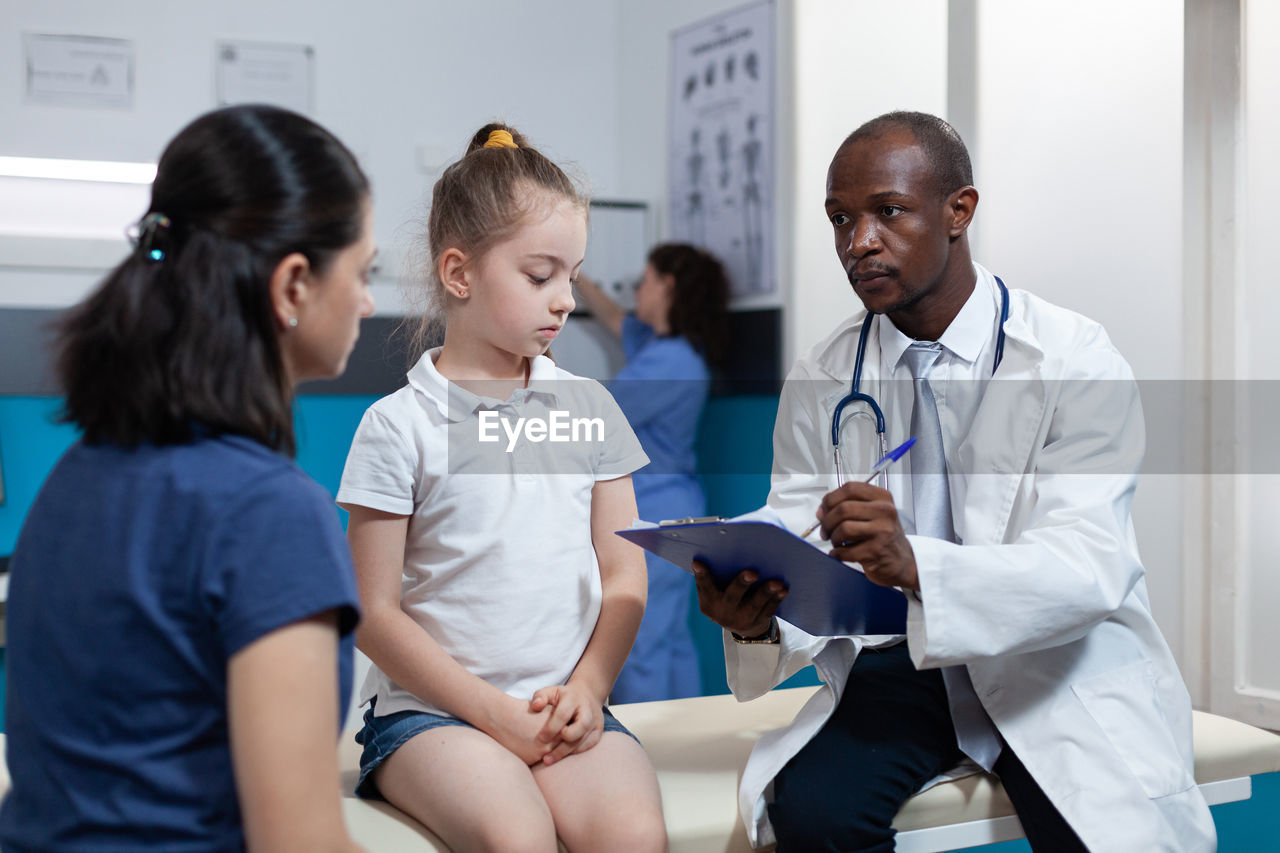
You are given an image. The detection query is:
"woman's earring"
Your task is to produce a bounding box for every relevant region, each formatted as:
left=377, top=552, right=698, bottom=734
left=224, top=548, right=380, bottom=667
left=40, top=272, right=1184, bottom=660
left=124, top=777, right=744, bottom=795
left=288, top=317, right=298, bottom=328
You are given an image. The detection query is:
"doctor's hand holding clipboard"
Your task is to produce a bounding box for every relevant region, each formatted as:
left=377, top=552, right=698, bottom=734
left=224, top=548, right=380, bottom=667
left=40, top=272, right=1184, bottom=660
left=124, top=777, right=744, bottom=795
left=691, top=438, right=918, bottom=642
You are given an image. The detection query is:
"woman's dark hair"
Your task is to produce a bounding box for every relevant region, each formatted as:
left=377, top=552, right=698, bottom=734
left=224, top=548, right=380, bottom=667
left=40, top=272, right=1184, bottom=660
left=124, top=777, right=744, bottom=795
left=56, top=104, right=370, bottom=456
left=649, top=243, right=730, bottom=367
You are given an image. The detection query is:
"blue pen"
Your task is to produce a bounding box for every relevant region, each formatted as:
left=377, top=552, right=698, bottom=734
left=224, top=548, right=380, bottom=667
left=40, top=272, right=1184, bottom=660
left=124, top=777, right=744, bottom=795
left=800, top=437, right=917, bottom=540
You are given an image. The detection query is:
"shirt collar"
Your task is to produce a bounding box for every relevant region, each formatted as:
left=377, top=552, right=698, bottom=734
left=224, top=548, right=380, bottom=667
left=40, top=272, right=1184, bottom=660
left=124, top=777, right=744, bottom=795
left=406, top=349, right=561, bottom=422
left=879, top=265, right=997, bottom=371
left=528, top=353, right=560, bottom=384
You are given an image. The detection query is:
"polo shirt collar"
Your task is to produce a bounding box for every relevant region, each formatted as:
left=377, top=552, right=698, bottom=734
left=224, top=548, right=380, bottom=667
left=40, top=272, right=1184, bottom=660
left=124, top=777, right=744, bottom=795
left=407, top=348, right=562, bottom=422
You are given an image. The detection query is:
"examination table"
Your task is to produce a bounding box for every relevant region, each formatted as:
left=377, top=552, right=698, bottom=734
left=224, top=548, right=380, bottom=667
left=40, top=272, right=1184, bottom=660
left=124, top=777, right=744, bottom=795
left=331, top=687, right=1280, bottom=852
left=0, top=686, right=1275, bottom=851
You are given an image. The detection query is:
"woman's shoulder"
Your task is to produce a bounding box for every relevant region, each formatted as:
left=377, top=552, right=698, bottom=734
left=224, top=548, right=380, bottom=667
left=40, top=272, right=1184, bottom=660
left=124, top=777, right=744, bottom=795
left=188, top=432, right=293, bottom=473
left=182, top=435, right=323, bottom=506
left=69, top=433, right=294, bottom=498
left=41, top=435, right=327, bottom=538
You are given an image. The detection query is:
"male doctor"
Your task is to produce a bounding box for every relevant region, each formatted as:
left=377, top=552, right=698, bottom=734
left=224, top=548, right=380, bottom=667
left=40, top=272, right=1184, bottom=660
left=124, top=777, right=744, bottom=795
left=693, top=112, right=1215, bottom=852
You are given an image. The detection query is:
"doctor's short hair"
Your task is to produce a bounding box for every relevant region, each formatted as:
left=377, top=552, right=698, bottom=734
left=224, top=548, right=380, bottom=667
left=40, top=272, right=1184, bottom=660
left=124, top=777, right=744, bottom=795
left=55, top=104, right=370, bottom=456
left=839, top=111, right=973, bottom=199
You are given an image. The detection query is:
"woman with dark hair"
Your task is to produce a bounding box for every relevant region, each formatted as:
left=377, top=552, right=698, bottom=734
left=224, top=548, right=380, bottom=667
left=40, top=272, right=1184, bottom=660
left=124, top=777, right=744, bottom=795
left=576, top=243, right=730, bottom=702
left=0, top=104, right=375, bottom=852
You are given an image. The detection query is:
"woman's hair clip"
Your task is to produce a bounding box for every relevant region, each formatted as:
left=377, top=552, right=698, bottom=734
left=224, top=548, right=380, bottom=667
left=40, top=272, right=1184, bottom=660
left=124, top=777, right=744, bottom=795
left=483, top=129, right=518, bottom=150
left=126, top=212, right=173, bottom=262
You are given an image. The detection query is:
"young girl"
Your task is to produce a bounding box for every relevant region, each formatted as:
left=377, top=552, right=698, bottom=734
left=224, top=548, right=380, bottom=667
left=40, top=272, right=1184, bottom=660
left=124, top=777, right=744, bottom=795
left=0, top=105, right=373, bottom=852
left=576, top=244, right=730, bottom=703
left=337, top=124, right=668, bottom=852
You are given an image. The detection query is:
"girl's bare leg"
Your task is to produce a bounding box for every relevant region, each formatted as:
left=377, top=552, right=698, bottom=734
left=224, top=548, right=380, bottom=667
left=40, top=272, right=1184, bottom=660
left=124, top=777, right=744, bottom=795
left=374, top=726, right=559, bottom=853
left=532, top=732, right=667, bottom=853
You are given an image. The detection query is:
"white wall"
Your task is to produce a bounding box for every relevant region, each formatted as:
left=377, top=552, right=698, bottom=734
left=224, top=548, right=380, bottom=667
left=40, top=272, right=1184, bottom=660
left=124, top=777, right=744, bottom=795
left=971, top=0, right=1188, bottom=663
left=789, top=0, right=949, bottom=364
left=614, top=0, right=797, bottom=336
left=0, top=0, right=625, bottom=310
left=1236, top=0, right=1280, bottom=721
left=971, top=1, right=1184, bottom=379
left=615, top=0, right=758, bottom=228
left=616, top=0, right=952, bottom=374
left=0, top=0, right=950, bottom=366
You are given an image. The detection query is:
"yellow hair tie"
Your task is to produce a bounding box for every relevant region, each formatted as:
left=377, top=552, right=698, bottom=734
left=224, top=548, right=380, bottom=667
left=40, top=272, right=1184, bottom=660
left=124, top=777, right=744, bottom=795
left=483, top=129, right=518, bottom=149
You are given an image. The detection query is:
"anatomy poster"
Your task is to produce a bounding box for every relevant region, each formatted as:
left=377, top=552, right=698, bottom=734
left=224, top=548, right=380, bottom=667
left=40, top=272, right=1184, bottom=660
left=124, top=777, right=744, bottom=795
left=669, top=0, right=775, bottom=302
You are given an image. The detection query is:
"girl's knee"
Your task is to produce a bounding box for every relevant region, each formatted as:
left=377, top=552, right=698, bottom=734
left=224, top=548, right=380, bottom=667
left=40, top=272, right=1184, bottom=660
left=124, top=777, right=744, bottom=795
left=584, top=808, right=668, bottom=853
left=471, top=813, right=558, bottom=853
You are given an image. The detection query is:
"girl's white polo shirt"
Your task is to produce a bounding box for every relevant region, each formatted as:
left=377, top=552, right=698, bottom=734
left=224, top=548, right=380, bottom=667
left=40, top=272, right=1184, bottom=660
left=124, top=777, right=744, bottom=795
left=337, top=348, right=649, bottom=717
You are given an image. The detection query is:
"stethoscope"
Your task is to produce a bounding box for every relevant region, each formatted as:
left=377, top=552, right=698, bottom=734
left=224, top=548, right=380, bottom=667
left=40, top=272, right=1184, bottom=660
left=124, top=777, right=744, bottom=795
left=830, top=276, right=1010, bottom=487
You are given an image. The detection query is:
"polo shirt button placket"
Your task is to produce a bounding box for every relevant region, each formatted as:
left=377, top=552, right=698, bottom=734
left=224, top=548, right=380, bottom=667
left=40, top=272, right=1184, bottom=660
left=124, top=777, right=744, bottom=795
left=509, top=400, right=538, bottom=484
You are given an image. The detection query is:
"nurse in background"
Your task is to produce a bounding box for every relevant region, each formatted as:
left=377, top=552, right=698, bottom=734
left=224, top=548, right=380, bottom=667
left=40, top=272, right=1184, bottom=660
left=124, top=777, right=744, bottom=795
left=576, top=243, right=730, bottom=702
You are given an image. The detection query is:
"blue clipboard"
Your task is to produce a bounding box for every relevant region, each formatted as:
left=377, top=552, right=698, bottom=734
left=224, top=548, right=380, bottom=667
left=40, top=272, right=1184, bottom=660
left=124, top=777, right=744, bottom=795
left=616, top=521, right=907, bottom=636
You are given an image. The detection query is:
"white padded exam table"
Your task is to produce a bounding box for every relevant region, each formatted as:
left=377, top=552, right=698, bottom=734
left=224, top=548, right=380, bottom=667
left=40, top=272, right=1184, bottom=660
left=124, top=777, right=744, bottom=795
left=324, top=686, right=1280, bottom=852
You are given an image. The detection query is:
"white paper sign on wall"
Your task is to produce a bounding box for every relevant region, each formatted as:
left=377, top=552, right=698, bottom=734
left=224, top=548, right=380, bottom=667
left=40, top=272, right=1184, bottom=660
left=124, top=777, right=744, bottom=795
left=215, top=41, right=314, bottom=116
left=24, top=33, right=134, bottom=109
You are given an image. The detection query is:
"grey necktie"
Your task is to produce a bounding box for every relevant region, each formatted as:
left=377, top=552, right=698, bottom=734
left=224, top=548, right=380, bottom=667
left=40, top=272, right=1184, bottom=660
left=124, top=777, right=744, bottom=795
left=902, top=341, right=1002, bottom=771
left=904, top=343, right=954, bottom=542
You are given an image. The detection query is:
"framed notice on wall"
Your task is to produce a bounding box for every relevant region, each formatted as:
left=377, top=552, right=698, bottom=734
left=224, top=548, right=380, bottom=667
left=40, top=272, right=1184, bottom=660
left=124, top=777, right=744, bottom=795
left=584, top=200, right=649, bottom=311
left=216, top=41, right=314, bottom=115
left=24, top=33, right=134, bottom=109
left=668, top=0, right=776, bottom=304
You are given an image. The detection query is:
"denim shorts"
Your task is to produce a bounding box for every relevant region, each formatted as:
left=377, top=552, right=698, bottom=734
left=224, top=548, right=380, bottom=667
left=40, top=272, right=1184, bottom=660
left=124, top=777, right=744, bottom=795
left=353, top=699, right=640, bottom=800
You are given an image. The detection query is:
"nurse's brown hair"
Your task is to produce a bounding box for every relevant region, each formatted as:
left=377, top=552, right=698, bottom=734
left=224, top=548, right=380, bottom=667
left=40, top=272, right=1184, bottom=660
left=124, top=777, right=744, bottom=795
left=649, top=243, right=730, bottom=367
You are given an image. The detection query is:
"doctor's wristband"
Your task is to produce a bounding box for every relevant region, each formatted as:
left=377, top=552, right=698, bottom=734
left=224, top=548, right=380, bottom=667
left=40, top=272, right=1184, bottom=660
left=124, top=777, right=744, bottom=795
left=732, top=619, right=779, bottom=644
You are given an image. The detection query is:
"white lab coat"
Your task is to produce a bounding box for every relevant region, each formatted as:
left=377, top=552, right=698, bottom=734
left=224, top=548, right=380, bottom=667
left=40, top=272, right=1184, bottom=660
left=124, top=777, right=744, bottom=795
left=726, top=268, right=1216, bottom=851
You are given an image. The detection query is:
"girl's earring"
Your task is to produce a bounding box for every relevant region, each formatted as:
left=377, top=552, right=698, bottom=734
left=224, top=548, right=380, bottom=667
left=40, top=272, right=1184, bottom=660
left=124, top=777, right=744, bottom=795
left=288, top=317, right=298, bottom=328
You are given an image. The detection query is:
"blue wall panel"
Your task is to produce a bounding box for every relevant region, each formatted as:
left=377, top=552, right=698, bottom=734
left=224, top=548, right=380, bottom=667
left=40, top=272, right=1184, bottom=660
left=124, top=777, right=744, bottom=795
left=294, top=395, right=381, bottom=524
left=0, top=397, right=78, bottom=555
left=692, top=395, right=822, bottom=695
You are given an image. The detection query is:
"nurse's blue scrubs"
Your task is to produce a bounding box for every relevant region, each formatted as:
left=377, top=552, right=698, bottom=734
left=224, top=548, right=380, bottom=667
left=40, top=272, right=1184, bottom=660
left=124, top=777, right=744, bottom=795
left=608, top=316, right=709, bottom=702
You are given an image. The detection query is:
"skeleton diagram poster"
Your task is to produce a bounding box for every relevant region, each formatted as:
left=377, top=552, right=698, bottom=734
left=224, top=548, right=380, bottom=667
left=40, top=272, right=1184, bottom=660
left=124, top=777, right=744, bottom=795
left=669, top=0, right=775, bottom=302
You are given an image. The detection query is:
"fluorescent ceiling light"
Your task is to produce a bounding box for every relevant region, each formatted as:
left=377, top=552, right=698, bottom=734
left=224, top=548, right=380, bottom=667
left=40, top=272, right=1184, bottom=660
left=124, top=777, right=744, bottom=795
left=0, top=156, right=156, bottom=184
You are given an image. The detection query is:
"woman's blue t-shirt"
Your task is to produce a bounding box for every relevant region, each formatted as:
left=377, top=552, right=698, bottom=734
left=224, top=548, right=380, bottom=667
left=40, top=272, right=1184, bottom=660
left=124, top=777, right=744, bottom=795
left=0, top=434, right=359, bottom=852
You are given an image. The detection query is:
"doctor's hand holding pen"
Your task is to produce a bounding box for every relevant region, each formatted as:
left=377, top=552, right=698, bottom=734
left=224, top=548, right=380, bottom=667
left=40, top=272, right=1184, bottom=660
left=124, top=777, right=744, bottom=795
left=815, top=481, right=920, bottom=591
left=692, top=437, right=920, bottom=638
left=805, top=436, right=921, bottom=590
left=692, top=480, right=920, bottom=641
